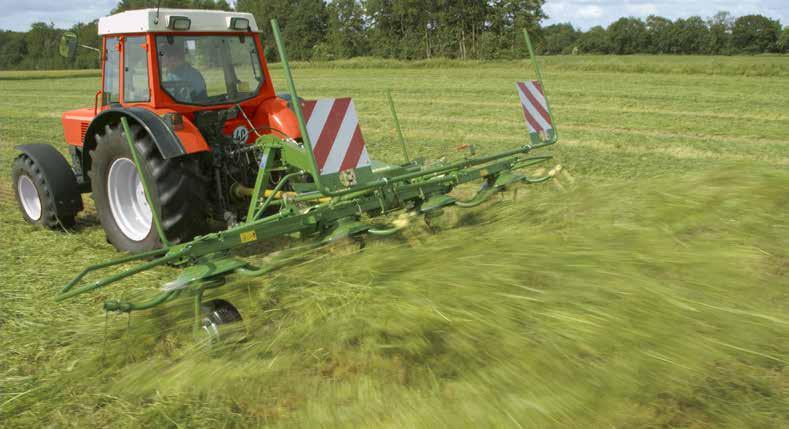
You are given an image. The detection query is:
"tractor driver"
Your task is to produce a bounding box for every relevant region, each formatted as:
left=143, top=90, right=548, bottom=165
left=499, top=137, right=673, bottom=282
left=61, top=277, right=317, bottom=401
left=159, top=40, right=207, bottom=102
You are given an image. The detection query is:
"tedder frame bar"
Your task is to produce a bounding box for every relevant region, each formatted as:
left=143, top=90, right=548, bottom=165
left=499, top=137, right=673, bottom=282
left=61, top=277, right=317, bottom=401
left=55, top=20, right=560, bottom=335
left=266, top=18, right=556, bottom=201
left=120, top=116, right=171, bottom=248
left=386, top=90, right=410, bottom=164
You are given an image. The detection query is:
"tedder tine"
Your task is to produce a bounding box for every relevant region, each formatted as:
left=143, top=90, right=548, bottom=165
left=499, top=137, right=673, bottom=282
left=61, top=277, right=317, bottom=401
left=57, top=247, right=168, bottom=298
left=55, top=249, right=186, bottom=302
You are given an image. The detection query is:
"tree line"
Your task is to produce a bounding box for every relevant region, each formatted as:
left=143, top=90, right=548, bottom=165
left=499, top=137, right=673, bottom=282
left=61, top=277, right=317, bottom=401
left=544, top=12, right=788, bottom=55
left=1, top=0, right=787, bottom=70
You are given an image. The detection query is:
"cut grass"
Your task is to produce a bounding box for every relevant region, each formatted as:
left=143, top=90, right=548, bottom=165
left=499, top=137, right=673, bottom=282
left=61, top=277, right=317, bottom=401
left=0, top=69, right=101, bottom=80
left=0, top=56, right=787, bottom=427
left=284, top=55, right=789, bottom=77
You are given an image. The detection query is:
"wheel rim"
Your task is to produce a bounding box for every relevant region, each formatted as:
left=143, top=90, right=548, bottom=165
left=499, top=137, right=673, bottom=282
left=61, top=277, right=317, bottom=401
left=17, top=175, right=42, bottom=221
left=107, top=158, right=152, bottom=241
left=201, top=300, right=243, bottom=343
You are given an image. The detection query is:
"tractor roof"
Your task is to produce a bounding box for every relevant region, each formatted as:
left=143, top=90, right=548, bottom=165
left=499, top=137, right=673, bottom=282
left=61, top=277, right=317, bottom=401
left=97, top=8, right=258, bottom=36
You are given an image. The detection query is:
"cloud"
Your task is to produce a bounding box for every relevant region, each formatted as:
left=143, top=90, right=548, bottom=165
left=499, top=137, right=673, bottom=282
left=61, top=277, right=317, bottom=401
left=578, top=6, right=605, bottom=19
left=0, top=0, right=117, bottom=31
left=625, top=3, right=658, bottom=16
left=543, top=0, right=788, bottom=29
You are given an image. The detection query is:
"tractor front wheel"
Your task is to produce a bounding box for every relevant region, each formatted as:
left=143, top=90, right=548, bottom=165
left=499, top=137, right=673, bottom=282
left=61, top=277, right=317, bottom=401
left=11, top=147, right=81, bottom=228
left=89, top=122, right=209, bottom=253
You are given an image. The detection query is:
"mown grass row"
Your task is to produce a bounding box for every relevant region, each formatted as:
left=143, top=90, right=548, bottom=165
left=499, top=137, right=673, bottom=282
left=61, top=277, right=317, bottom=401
left=0, top=58, right=787, bottom=427
left=287, top=55, right=789, bottom=77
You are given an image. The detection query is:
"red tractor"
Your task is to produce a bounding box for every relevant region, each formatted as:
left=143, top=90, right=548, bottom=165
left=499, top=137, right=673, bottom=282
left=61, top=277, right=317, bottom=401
left=11, top=9, right=300, bottom=252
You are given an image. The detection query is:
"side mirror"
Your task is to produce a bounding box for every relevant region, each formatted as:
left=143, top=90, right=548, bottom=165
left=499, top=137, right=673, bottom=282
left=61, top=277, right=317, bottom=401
left=59, top=32, right=78, bottom=59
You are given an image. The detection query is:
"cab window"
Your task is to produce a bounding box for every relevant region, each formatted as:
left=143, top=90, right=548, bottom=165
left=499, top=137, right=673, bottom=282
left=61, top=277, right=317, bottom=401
left=156, top=35, right=264, bottom=105
left=103, top=37, right=120, bottom=104
left=123, top=36, right=150, bottom=103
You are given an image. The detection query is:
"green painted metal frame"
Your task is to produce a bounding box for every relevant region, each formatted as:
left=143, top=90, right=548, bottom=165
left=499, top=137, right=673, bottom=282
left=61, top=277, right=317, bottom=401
left=120, top=116, right=171, bottom=248
left=53, top=22, right=558, bottom=334
left=386, top=90, right=410, bottom=164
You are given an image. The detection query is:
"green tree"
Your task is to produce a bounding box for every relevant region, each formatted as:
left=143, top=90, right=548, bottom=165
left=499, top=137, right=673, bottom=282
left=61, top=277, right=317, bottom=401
left=669, top=16, right=710, bottom=54
left=23, top=22, right=67, bottom=69
left=431, top=0, right=489, bottom=59
left=732, top=14, right=781, bottom=53
left=540, top=23, right=579, bottom=54
left=646, top=15, right=672, bottom=54
left=366, top=0, right=432, bottom=59
left=237, top=0, right=328, bottom=61
left=364, top=0, right=544, bottom=60
left=5, top=2, right=789, bottom=69
left=482, top=0, right=546, bottom=59
left=707, top=11, right=734, bottom=54
left=317, top=0, right=368, bottom=60
left=0, top=31, right=28, bottom=69
left=780, top=27, right=789, bottom=53
left=607, top=17, right=648, bottom=54
left=69, top=21, right=101, bottom=69
left=577, top=25, right=611, bottom=54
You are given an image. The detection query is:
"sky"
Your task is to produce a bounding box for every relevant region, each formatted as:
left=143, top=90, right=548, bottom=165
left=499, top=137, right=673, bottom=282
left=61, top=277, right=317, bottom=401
left=0, top=0, right=786, bottom=32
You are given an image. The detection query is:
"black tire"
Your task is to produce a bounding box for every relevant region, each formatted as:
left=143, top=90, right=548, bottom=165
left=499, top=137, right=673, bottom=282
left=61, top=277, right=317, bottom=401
left=12, top=153, right=78, bottom=228
left=89, top=122, right=209, bottom=252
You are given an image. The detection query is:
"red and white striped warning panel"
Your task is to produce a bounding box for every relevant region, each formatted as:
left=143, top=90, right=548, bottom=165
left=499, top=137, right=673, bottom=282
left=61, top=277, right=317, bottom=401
left=300, top=98, right=371, bottom=175
left=516, top=81, right=553, bottom=134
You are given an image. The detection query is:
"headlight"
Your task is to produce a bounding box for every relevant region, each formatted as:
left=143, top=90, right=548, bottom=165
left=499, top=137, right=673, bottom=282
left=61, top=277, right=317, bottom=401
left=167, top=16, right=191, bottom=31
left=228, top=17, right=250, bottom=31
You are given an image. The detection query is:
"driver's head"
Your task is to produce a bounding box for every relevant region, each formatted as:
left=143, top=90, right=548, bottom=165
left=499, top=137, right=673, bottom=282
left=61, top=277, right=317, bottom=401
left=159, top=39, right=187, bottom=72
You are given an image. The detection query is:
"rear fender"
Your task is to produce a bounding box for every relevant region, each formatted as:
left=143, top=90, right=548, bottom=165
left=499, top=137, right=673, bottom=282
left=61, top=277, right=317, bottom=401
left=81, top=107, right=209, bottom=175
left=254, top=96, right=302, bottom=140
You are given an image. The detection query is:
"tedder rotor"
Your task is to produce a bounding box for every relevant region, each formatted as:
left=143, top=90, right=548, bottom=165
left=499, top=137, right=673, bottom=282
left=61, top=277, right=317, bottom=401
left=10, top=9, right=561, bottom=338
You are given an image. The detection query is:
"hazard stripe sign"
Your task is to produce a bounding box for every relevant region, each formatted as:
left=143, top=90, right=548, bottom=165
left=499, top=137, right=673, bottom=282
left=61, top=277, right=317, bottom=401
left=516, top=81, right=553, bottom=134
left=300, top=98, right=371, bottom=175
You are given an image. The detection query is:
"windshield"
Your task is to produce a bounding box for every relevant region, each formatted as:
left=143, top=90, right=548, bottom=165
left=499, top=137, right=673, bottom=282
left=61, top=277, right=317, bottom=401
left=156, top=35, right=264, bottom=105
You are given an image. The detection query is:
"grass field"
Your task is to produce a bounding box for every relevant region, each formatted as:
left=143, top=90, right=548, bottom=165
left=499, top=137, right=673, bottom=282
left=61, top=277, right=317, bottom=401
left=0, top=56, right=787, bottom=427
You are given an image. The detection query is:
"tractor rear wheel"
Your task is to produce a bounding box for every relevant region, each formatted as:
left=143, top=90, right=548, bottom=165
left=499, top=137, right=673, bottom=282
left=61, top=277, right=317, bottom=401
left=89, top=122, right=209, bottom=253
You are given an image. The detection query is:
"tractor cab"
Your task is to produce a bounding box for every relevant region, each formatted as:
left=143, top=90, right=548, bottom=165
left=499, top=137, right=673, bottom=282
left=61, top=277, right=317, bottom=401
left=97, top=10, right=269, bottom=108
left=60, top=9, right=297, bottom=153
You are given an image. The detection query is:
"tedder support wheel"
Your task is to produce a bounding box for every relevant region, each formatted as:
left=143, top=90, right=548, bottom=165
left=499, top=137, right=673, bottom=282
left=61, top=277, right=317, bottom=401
left=201, top=299, right=243, bottom=342
left=89, top=122, right=209, bottom=253
left=11, top=145, right=83, bottom=228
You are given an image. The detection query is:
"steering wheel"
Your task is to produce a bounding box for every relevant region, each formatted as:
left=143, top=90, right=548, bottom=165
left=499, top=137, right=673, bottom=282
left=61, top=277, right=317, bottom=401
left=162, top=80, right=193, bottom=102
